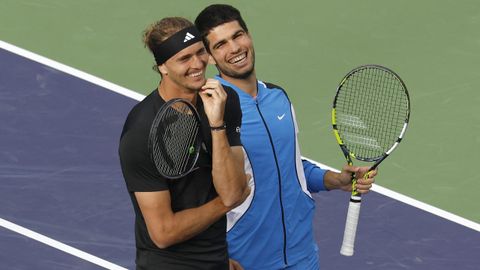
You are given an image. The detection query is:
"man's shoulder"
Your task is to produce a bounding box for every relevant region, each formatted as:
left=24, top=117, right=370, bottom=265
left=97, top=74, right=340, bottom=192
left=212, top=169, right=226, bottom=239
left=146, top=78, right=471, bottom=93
left=263, top=81, right=285, bottom=91
left=121, top=90, right=158, bottom=138
left=130, top=90, right=160, bottom=117
left=221, top=85, right=241, bottom=106
left=261, top=81, right=291, bottom=101
left=221, top=84, right=240, bottom=97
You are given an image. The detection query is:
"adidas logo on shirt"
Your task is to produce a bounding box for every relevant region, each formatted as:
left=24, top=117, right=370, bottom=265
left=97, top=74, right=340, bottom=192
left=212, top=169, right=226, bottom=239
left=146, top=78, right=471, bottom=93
left=184, top=32, right=195, bottom=42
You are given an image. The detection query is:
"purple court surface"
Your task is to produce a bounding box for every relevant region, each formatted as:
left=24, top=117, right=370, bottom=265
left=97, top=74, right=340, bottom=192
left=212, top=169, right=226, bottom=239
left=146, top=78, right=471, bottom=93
left=1, top=48, right=479, bottom=269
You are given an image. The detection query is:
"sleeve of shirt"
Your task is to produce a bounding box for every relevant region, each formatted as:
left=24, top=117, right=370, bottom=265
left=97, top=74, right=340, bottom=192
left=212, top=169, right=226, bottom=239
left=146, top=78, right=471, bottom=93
left=303, top=159, right=328, bottom=192
left=290, top=102, right=327, bottom=192
left=119, top=129, right=169, bottom=192
left=224, top=87, right=242, bottom=147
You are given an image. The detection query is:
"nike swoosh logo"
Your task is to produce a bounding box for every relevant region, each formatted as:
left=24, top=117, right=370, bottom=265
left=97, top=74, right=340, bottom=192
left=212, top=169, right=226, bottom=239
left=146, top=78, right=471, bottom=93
left=277, top=113, right=286, bottom=120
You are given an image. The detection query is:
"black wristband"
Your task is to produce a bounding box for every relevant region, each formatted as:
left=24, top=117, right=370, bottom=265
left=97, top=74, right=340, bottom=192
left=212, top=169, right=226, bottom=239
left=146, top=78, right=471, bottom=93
left=210, top=123, right=226, bottom=131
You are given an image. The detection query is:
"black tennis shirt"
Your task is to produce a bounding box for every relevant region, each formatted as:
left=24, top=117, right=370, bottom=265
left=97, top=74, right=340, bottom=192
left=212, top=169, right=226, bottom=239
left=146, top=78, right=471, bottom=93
left=119, top=87, right=242, bottom=270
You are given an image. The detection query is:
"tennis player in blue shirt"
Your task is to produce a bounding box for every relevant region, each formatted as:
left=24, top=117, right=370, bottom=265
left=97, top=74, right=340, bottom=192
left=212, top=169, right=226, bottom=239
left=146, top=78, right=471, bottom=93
left=196, top=4, right=377, bottom=270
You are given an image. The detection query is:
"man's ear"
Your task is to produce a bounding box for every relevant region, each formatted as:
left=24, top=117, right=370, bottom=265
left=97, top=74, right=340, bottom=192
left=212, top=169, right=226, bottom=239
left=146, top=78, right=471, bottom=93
left=208, top=55, right=217, bottom=65
left=158, top=64, right=168, bottom=75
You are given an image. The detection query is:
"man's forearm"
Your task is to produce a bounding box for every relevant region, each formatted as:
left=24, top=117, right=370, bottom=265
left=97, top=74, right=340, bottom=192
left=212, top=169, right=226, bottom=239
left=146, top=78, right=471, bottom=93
left=210, top=130, right=247, bottom=207
left=144, top=196, right=230, bottom=249
left=323, top=170, right=342, bottom=190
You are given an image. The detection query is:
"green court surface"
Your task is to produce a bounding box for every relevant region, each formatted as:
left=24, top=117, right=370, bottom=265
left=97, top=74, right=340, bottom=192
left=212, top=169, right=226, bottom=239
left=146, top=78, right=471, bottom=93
left=1, top=0, right=478, bottom=223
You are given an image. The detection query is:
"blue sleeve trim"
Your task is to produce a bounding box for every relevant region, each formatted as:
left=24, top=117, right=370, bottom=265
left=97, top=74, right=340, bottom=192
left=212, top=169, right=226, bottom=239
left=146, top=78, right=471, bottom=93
left=302, top=159, right=327, bottom=192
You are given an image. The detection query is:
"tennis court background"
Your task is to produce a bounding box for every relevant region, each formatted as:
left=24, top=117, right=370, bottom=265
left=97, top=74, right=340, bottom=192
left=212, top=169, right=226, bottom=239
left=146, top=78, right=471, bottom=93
left=1, top=0, right=478, bottom=227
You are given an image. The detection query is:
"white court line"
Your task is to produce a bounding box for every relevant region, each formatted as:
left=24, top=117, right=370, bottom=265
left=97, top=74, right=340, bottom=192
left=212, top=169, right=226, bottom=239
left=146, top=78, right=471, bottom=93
left=0, top=40, right=479, bottom=268
left=302, top=157, right=480, bottom=232
left=0, top=40, right=144, bottom=102
left=0, top=40, right=132, bottom=269
left=0, top=218, right=128, bottom=270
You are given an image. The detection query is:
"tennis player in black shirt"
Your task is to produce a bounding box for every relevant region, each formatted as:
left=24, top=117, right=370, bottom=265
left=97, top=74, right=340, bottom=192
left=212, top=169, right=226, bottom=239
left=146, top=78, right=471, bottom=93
left=119, top=17, right=250, bottom=270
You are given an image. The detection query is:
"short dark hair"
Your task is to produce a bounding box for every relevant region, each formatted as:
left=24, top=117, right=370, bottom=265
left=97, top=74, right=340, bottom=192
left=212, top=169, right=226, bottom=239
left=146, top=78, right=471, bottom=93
left=195, top=4, right=249, bottom=51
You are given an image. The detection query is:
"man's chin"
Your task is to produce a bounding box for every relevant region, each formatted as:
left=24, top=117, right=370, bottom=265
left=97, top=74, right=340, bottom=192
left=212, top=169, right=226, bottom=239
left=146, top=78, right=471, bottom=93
left=224, top=65, right=254, bottom=79
left=234, top=69, right=254, bottom=79
left=186, top=84, right=205, bottom=93
left=187, top=78, right=206, bottom=89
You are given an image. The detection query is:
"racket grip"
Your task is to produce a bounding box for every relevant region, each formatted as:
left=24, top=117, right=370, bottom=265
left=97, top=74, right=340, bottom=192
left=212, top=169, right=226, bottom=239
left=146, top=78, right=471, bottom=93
left=340, top=197, right=362, bottom=256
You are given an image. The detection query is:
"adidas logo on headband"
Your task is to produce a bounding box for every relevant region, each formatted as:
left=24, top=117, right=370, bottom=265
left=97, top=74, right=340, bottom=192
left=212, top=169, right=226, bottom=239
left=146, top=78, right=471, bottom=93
left=153, top=26, right=202, bottom=64
left=184, top=32, right=195, bottom=42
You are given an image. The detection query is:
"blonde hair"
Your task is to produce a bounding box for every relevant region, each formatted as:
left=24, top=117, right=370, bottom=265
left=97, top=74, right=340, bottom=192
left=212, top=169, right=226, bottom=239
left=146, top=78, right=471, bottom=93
left=143, top=17, right=193, bottom=72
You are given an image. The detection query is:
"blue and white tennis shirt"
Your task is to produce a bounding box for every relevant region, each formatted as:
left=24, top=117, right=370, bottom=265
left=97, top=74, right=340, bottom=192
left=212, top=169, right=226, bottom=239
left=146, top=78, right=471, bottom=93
left=217, top=76, right=328, bottom=270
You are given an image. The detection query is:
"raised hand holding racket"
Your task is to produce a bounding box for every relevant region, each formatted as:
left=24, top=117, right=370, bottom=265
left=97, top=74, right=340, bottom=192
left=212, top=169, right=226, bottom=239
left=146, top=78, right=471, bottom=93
left=148, top=78, right=229, bottom=180
left=332, top=64, right=410, bottom=256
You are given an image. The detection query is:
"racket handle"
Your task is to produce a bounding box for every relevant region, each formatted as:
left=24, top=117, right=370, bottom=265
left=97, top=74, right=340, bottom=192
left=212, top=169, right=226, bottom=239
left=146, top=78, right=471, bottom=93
left=340, top=196, right=362, bottom=256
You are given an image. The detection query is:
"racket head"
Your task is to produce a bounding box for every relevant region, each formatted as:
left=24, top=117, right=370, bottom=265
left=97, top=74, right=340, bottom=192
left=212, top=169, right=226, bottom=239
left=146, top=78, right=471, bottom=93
left=148, top=98, right=202, bottom=179
left=332, top=64, right=410, bottom=163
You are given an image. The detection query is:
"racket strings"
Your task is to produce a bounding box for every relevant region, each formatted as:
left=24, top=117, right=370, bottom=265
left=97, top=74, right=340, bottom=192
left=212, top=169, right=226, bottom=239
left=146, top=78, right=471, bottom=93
left=336, top=67, right=409, bottom=160
left=176, top=106, right=200, bottom=173
left=152, top=102, right=200, bottom=177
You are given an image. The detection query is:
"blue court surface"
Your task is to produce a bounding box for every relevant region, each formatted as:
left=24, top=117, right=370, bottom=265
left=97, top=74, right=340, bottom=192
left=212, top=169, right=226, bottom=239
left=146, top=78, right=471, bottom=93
left=1, top=47, right=479, bottom=269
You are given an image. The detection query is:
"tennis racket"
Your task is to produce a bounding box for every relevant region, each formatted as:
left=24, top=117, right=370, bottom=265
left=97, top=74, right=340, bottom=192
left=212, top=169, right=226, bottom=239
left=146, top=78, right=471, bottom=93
left=332, top=64, right=410, bottom=256
left=148, top=98, right=202, bottom=179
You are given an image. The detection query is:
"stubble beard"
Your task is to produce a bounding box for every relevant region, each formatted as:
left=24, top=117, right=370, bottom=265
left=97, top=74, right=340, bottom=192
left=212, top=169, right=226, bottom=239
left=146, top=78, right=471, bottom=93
left=220, top=51, right=255, bottom=80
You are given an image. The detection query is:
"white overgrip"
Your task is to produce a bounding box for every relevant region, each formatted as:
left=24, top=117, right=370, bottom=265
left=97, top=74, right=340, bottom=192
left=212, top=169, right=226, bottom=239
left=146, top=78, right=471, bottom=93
left=340, top=198, right=361, bottom=256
